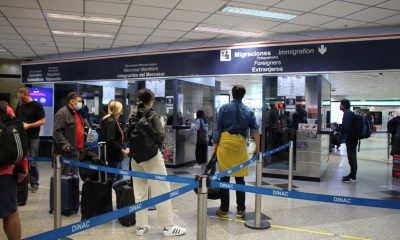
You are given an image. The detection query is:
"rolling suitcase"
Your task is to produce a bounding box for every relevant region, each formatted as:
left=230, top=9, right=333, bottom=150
left=113, top=179, right=136, bottom=227
left=81, top=142, right=113, bottom=220
left=393, top=154, right=400, bottom=178
left=49, top=175, right=80, bottom=216
left=16, top=174, right=29, bottom=206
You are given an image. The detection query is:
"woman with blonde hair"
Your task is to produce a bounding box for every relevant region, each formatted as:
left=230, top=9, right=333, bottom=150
left=101, top=100, right=129, bottom=181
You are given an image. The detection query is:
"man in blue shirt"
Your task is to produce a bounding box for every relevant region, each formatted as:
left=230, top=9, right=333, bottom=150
left=212, top=85, right=260, bottom=219
left=337, top=99, right=358, bottom=183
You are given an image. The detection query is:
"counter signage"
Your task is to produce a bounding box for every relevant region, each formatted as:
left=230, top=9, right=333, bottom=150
left=22, top=38, right=400, bottom=83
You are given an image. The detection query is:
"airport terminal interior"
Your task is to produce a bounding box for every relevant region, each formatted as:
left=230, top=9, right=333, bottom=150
left=1, top=0, right=400, bottom=239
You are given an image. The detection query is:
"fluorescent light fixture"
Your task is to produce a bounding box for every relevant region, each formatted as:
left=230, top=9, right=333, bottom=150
left=194, top=26, right=260, bottom=37
left=46, top=13, right=121, bottom=24
left=0, top=49, right=6, bottom=52
left=222, top=6, right=297, bottom=20
left=52, top=30, right=114, bottom=38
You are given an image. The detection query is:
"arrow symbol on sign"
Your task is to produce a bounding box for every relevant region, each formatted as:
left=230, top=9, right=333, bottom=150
left=318, top=45, right=327, bottom=55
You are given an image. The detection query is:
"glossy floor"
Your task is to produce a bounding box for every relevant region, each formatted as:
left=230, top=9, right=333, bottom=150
left=1, top=133, right=399, bottom=240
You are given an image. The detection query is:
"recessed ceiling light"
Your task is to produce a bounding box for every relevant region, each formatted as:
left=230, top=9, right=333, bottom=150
left=52, top=30, right=114, bottom=38
left=221, top=6, right=297, bottom=21
left=46, top=13, right=121, bottom=24
left=194, top=26, right=260, bottom=37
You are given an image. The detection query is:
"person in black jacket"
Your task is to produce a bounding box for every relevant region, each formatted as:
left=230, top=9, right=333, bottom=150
left=102, top=100, right=129, bottom=182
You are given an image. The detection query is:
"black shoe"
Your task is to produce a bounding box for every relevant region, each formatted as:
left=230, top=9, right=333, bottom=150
left=342, top=176, right=356, bottom=183
left=342, top=174, right=350, bottom=179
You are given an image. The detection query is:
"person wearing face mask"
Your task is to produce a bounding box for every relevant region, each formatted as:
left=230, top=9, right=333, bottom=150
left=53, top=92, right=85, bottom=175
left=101, top=100, right=129, bottom=182
left=15, top=87, right=46, bottom=193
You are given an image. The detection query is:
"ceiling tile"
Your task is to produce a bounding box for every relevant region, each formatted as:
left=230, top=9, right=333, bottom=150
left=113, top=40, right=142, bottom=47
left=176, top=0, right=227, bottom=13
left=158, top=20, right=198, bottom=31
left=145, top=36, right=177, bottom=44
left=57, top=42, right=82, bottom=48
left=0, top=7, right=44, bottom=19
left=0, top=17, right=8, bottom=25
left=31, top=45, right=58, bottom=51
left=267, top=7, right=304, bottom=16
left=85, top=37, right=113, bottom=45
left=320, top=18, right=368, bottom=29
left=28, top=41, right=56, bottom=47
left=270, top=23, right=311, bottom=33
left=48, top=20, right=84, bottom=31
left=9, top=18, right=47, bottom=28
left=203, top=14, right=248, bottom=27
left=274, top=0, right=333, bottom=12
left=289, top=13, right=337, bottom=27
left=169, top=40, right=208, bottom=49
left=0, top=39, right=26, bottom=45
left=236, top=19, right=283, bottom=31
left=182, top=31, right=219, bottom=40
left=116, top=34, right=147, bottom=42
left=377, top=0, right=400, bottom=11
left=85, top=1, right=128, bottom=15
left=85, top=23, right=119, bottom=33
left=54, top=36, right=84, bottom=43
left=0, top=33, right=21, bottom=40
left=345, top=0, right=387, bottom=5
left=229, top=2, right=268, bottom=10
left=231, top=0, right=280, bottom=7
left=376, top=14, right=400, bottom=25
left=40, top=0, right=83, bottom=13
left=16, top=27, right=51, bottom=36
left=167, top=10, right=210, bottom=23
left=0, top=25, right=16, bottom=34
left=119, top=26, right=153, bottom=35
left=151, top=29, right=186, bottom=38
left=128, top=5, right=171, bottom=19
left=311, top=1, right=368, bottom=17
left=0, top=0, right=38, bottom=8
left=123, top=17, right=161, bottom=28
left=132, top=0, right=180, bottom=8
left=0, top=52, right=15, bottom=59
left=137, top=43, right=169, bottom=52
left=346, top=7, right=398, bottom=22
left=21, top=35, right=54, bottom=42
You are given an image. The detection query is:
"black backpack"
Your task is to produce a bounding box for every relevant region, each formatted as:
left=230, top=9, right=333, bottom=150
left=79, top=148, right=107, bottom=181
left=353, top=114, right=372, bottom=140
left=0, top=118, right=29, bottom=166
left=196, top=119, right=208, bottom=145
left=126, top=109, right=159, bottom=163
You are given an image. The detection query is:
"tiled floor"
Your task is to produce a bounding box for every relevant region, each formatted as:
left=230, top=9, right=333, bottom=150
left=1, top=133, right=399, bottom=239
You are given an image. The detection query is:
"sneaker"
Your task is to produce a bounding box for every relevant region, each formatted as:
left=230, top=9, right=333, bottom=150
left=216, top=208, right=229, bottom=218
left=236, top=210, right=245, bottom=219
left=342, top=176, right=356, bottom=183
left=163, top=225, right=186, bottom=237
left=136, top=225, right=150, bottom=236
left=31, top=186, right=39, bottom=193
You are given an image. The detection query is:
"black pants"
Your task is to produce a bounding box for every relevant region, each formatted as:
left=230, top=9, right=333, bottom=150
left=346, top=139, right=358, bottom=179
left=195, top=143, right=208, bottom=164
left=220, top=176, right=245, bottom=212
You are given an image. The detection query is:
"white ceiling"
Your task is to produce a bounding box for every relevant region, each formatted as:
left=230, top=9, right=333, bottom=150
left=0, top=0, right=399, bottom=60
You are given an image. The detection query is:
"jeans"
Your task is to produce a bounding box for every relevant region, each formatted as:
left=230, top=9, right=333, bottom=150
left=28, top=139, right=40, bottom=187
left=108, top=162, right=123, bottom=182
left=195, top=144, right=208, bottom=164
left=346, top=139, right=358, bottom=179
left=220, top=176, right=245, bottom=212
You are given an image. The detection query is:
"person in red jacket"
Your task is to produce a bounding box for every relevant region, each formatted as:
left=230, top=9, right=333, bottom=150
left=0, top=101, right=28, bottom=240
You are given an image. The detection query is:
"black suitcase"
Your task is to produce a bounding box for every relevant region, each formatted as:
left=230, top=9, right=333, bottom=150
left=49, top=175, right=80, bottom=216
left=113, top=179, right=136, bottom=226
left=16, top=175, right=28, bottom=206
left=81, top=171, right=113, bottom=220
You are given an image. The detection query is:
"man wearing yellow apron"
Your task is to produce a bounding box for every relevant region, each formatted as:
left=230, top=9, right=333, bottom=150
left=212, top=85, right=260, bottom=219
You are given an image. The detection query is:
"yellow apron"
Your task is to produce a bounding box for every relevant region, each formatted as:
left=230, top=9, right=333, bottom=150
left=217, top=132, right=249, bottom=177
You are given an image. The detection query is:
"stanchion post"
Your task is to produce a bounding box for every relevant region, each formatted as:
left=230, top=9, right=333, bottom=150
left=245, top=153, right=270, bottom=229
left=387, top=133, right=391, bottom=160
left=54, top=155, right=62, bottom=230
left=288, top=141, right=294, bottom=191
left=197, top=176, right=208, bottom=240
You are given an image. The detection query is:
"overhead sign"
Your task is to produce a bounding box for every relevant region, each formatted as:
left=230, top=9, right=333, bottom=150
left=22, top=37, right=400, bottom=83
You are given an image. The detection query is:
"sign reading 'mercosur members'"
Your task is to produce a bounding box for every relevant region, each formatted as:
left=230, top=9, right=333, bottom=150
left=22, top=37, right=400, bottom=83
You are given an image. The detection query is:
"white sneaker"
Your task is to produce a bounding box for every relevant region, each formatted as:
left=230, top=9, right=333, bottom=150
left=163, top=225, right=187, bottom=237
left=136, top=225, right=150, bottom=236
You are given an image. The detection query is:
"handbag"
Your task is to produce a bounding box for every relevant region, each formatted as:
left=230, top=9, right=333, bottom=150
left=194, top=154, right=221, bottom=200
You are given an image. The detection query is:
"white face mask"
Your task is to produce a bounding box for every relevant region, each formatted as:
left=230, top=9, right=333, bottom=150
left=75, top=102, right=83, bottom=111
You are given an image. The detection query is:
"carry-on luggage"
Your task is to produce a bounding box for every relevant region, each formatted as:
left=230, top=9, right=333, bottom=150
left=81, top=142, right=113, bottom=220
left=393, top=154, right=400, bottom=178
left=16, top=173, right=28, bottom=206
left=49, top=175, right=80, bottom=216
left=112, top=179, right=136, bottom=227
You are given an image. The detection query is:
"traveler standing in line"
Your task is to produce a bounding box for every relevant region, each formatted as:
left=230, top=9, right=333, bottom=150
left=102, top=100, right=128, bottom=182
left=193, top=110, right=209, bottom=168
left=128, top=88, right=186, bottom=237
left=388, top=115, right=400, bottom=155
left=212, top=85, right=260, bottom=219
left=15, top=87, right=46, bottom=193
left=337, top=99, right=358, bottom=183
left=0, top=102, right=28, bottom=240
left=53, top=92, right=85, bottom=175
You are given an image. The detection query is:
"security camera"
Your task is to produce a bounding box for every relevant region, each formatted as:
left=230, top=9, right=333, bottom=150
left=379, top=73, right=383, bottom=76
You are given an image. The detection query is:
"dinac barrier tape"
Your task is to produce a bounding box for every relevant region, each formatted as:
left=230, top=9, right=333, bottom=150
left=212, top=143, right=290, bottom=180
left=63, top=159, right=196, bottom=184
left=24, top=181, right=199, bottom=240
left=211, top=180, right=400, bottom=210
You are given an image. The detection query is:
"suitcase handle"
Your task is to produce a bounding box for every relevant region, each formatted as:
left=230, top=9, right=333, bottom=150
left=97, top=142, right=108, bottom=183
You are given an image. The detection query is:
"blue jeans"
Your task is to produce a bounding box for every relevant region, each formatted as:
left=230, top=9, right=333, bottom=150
left=108, top=162, right=123, bottom=182
left=28, top=139, right=40, bottom=187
